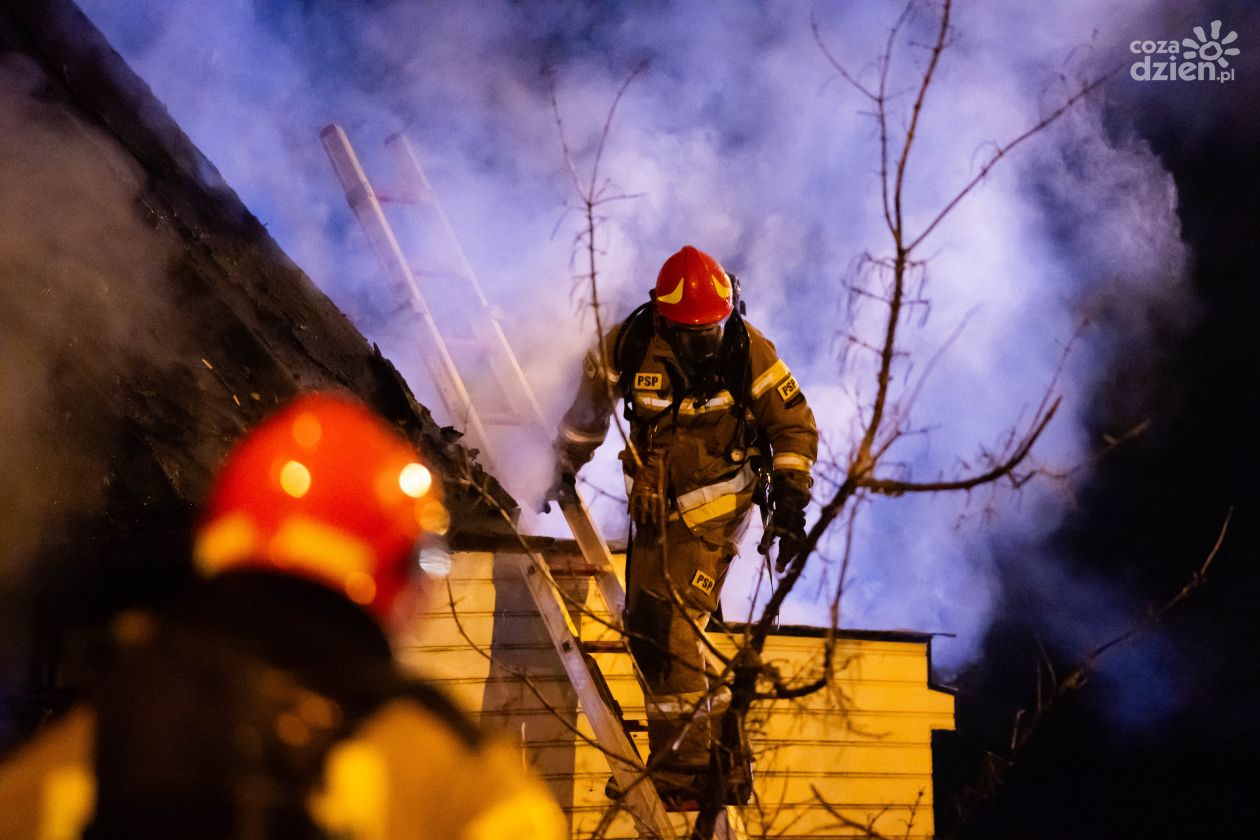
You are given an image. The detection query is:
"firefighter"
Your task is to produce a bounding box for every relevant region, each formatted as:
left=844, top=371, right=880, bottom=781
left=547, top=245, right=818, bottom=805
left=0, top=393, right=566, bottom=840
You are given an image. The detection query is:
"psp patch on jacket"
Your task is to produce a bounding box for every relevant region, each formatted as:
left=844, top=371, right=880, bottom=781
left=690, top=570, right=716, bottom=595
left=776, top=376, right=800, bottom=401
left=634, top=372, right=664, bottom=390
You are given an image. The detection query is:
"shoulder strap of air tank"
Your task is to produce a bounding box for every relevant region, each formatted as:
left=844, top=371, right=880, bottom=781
left=614, top=302, right=656, bottom=414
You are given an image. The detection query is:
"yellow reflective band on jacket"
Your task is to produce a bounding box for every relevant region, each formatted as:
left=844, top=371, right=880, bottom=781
left=462, top=789, right=569, bottom=840
left=38, top=764, right=94, bottom=840
left=558, top=422, right=606, bottom=446
left=645, top=687, right=732, bottom=718
left=309, top=741, right=389, bottom=840
left=676, top=464, right=755, bottom=528
left=679, top=494, right=740, bottom=528
left=772, top=452, right=813, bottom=473
left=750, top=359, right=790, bottom=398
left=678, top=391, right=734, bottom=416
left=675, top=464, right=755, bottom=511
left=554, top=319, right=818, bottom=532
left=633, top=393, right=673, bottom=412
left=584, top=350, right=620, bottom=383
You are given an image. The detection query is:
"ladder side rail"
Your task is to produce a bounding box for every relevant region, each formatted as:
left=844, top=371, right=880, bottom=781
left=383, top=134, right=629, bottom=625
left=326, top=127, right=685, bottom=834
left=385, top=134, right=550, bottom=430
left=560, top=496, right=626, bottom=626
left=331, top=129, right=737, bottom=836
left=507, top=552, right=677, bottom=839
left=718, top=806, right=749, bottom=840
left=319, top=124, right=496, bottom=463
left=334, top=128, right=627, bottom=621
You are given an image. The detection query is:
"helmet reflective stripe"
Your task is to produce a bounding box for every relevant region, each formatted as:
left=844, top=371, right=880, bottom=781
left=657, top=277, right=686, bottom=304
left=711, top=272, right=732, bottom=301
left=196, top=514, right=379, bottom=606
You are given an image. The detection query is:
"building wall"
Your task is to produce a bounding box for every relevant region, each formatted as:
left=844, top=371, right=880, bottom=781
left=398, top=550, right=954, bottom=838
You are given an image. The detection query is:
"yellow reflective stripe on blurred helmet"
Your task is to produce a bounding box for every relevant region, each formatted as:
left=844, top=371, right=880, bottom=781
left=750, top=359, right=790, bottom=398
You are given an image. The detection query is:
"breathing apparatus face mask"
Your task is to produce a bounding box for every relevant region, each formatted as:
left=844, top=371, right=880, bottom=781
left=661, top=319, right=726, bottom=374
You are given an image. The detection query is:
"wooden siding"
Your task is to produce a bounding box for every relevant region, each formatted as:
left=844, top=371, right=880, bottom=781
left=399, top=551, right=955, bottom=839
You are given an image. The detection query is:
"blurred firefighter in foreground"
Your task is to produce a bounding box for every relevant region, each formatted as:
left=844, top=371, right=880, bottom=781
left=547, top=245, right=818, bottom=806
left=0, top=393, right=565, bottom=840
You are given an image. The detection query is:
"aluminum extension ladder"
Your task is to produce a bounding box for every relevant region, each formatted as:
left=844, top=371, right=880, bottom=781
left=322, top=125, right=753, bottom=840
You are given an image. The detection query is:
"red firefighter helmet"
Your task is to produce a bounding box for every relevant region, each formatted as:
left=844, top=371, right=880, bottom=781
left=652, top=245, right=735, bottom=326
left=193, top=392, right=447, bottom=620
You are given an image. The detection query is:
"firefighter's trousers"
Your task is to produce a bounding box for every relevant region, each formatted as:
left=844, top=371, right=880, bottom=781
left=625, top=515, right=746, bottom=775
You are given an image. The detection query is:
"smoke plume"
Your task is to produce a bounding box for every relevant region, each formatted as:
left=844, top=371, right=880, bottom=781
left=0, top=53, right=180, bottom=583
left=78, top=0, right=1197, bottom=682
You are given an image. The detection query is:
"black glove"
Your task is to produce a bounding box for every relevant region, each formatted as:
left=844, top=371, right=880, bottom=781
left=628, top=450, right=668, bottom=528
left=540, top=469, right=577, bottom=514
left=758, top=474, right=810, bottom=572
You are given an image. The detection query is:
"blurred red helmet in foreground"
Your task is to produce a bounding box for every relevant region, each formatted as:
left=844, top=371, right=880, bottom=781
left=652, top=245, right=735, bottom=326
left=194, top=392, right=447, bottom=620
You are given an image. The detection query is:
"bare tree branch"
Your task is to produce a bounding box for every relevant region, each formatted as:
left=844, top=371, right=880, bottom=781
left=942, top=509, right=1233, bottom=839
left=861, top=397, right=1059, bottom=495
left=906, top=66, right=1118, bottom=253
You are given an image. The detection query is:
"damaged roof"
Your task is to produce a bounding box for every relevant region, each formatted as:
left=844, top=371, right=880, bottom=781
left=0, top=0, right=517, bottom=718
left=0, top=0, right=515, bottom=527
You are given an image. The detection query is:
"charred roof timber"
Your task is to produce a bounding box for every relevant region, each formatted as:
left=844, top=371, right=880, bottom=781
left=0, top=0, right=515, bottom=523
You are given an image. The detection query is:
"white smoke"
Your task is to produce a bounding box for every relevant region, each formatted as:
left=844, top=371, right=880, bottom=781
left=0, top=53, right=181, bottom=584
left=79, top=0, right=1192, bottom=672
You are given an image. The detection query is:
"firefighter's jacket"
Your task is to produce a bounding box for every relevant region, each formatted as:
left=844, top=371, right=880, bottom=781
left=0, top=703, right=564, bottom=840
left=0, top=571, right=566, bottom=840
left=557, top=319, right=818, bottom=539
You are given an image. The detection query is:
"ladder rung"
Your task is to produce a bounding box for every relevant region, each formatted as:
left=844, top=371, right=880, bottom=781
left=324, top=127, right=684, bottom=838
left=478, top=412, right=529, bottom=426
left=547, top=564, right=603, bottom=577
left=411, top=267, right=471, bottom=284
left=443, top=336, right=484, bottom=352
left=374, top=188, right=431, bottom=204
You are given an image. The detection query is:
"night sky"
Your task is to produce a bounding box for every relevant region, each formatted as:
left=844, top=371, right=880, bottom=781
left=939, top=3, right=1260, bottom=834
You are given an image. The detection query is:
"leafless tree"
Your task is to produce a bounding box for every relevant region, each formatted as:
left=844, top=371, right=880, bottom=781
left=938, top=510, right=1230, bottom=840
left=523, top=1, right=1216, bottom=837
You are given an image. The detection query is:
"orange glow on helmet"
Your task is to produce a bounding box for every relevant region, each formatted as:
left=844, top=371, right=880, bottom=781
left=194, top=392, right=445, bottom=620
left=652, top=245, right=735, bottom=326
